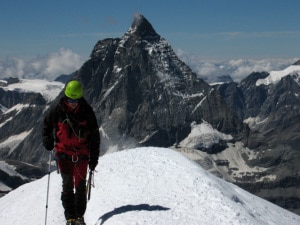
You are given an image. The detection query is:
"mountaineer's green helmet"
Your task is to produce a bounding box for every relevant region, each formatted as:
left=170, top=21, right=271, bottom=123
left=64, top=80, right=83, bottom=99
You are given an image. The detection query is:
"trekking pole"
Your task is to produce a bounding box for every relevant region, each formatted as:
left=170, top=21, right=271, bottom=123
left=45, top=151, right=52, bottom=225
left=86, top=170, right=93, bottom=201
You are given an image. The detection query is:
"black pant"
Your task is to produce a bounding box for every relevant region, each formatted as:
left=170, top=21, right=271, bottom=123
left=59, top=159, right=88, bottom=220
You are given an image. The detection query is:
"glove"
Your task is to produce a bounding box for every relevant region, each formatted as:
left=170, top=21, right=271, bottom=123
left=43, top=136, right=54, bottom=151
left=89, top=158, right=98, bottom=171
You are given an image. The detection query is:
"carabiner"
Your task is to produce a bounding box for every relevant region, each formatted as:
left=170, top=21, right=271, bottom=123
left=72, top=155, right=79, bottom=163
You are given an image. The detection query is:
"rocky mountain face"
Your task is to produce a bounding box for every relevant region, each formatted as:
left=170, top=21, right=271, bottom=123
left=212, top=64, right=300, bottom=214
left=73, top=14, right=247, bottom=152
left=0, top=14, right=299, bottom=214
left=0, top=79, right=63, bottom=192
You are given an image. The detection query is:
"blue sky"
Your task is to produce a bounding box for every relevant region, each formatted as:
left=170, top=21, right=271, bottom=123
left=1, top=0, right=299, bottom=61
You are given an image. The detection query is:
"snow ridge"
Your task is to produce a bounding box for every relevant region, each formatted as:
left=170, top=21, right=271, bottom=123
left=0, top=147, right=299, bottom=225
left=256, top=65, right=300, bottom=86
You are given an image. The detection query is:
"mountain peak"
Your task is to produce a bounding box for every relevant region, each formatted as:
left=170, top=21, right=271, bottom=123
left=129, top=13, right=160, bottom=39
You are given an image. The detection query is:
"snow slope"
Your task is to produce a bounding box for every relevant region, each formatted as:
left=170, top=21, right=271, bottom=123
left=179, top=121, right=233, bottom=149
left=1, top=78, right=64, bottom=102
left=0, top=147, right=299, bottom=225
left=256, top=64, right=300, bottom=86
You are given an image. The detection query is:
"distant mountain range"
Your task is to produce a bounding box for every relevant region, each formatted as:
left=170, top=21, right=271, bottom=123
left=0, top=14, right=299, bottom=215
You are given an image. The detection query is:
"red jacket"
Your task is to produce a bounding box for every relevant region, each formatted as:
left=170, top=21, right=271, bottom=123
left=43, top=97, right=100, bottom=160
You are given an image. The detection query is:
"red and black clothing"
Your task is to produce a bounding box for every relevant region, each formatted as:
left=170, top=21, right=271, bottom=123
left=42, top=97, right=100, bottom=220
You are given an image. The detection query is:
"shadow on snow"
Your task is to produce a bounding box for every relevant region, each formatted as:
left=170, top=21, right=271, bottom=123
left=96, top=204, right=170, bottom=225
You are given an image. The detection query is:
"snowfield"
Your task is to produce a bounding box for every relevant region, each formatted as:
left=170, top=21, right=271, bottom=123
left=2, top=78, right=64, bottom=102
left=0, top=147, right=299, bottom=225
left=256, top=64, right=300, bottom=86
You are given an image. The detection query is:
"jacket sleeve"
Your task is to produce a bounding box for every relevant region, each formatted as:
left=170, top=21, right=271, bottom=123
left=88, top=107, right=100, bottom=161
left=42, top=107, right=56, bottom=150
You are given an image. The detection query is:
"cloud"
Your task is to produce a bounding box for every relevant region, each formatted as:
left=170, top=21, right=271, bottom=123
left=0, top=48, right=298, bottom=84
left=226, top=58, right=298, bottom=81
left=43, top=48, right=82, bottom=78
left=176, top=49, right=298, bottom=83
left=0, top=49, right=84, bottom=81
left=219, top=31, right=300, bottom=39
left=0, top=57, right=26, bottom=78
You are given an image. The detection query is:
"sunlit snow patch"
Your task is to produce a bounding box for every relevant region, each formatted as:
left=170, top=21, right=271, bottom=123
left=180, top=121, right=233, bottom=149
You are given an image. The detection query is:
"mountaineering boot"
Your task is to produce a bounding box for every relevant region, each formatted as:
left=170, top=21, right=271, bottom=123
left=75, top=217, right=86, bottom=225
left=66, top=218, right=76, bottom=225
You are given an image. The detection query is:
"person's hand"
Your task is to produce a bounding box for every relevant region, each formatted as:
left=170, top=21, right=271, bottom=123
left=89, top=158, right=98, bottom=171
left=43, top=136, right=54, bottom=151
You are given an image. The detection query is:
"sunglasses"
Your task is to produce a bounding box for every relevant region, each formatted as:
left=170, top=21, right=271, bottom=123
left=67, top=99, right=80, bottom=103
